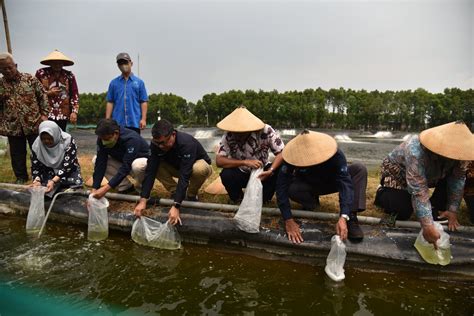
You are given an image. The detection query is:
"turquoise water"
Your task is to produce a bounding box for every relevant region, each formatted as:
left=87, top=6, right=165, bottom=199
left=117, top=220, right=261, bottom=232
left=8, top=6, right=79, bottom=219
left=0, top=216, right=472, bottom=315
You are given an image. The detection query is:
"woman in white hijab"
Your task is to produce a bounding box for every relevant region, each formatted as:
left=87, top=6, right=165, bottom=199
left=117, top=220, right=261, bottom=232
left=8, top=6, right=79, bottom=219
left=31, top=121, right=83, bottom=195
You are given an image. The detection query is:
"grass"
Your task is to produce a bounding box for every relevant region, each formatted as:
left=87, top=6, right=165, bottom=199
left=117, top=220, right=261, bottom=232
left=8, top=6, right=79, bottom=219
left=0, top=151, right=472, bottom=226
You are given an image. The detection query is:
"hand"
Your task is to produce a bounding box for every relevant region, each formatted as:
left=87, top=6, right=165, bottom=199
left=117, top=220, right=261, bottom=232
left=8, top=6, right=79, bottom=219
left=285, top=218, right=303, bottom=244
left=48, top=87, right=61, bottom=97
left=30, top=180, right=42, bottom=187
left=45, top=180, right=55, bottom=193
left=422, top=224, right=441, bottom=249
left=134, top=199, right=147, bottom=218
left=69, top=112, right=78, bottom=124
left=336, top=217, right=348, bottom=241
left=258, top=169, right=272, bottom=181
left=245, top=159, right=263, bottom=169
left=439, top=211, right=459, bottom=231
left=40, top=115, right=48, bottom=121
left=168, top=206, right=182, bottom=226
left=139, top=119, right=147, bottom=130
left=92, top=185, right=110, bottom=199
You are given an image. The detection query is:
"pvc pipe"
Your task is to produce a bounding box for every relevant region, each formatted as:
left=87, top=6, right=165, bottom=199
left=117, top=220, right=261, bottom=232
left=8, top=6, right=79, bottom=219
left=1, top=182, right=473, bottom=233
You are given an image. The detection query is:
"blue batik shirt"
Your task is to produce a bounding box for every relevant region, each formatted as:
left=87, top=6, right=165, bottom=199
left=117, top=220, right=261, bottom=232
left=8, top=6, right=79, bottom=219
left=106, top=73, right=148, bottom=129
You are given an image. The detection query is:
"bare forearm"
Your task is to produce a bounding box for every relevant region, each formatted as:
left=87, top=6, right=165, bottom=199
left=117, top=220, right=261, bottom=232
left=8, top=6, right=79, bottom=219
left=105, top=102, right=114, bottom=118
left=216, top=155, right=246, bottom=168
left=140, top=102, right=148, bottom=121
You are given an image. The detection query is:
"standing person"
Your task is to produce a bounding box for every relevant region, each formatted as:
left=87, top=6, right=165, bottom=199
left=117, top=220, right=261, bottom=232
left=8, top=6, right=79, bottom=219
left=91, top=119, right=150, bottom=199
left=134, top=119, right=213, bottom=225
left=374, top=121, right=474, bottom=247
left=30, top=121, right=83, bottom=195
left=276, top=130, right=367, bottom=243
left=35, top=50, right=79, bottom=131
left=0, top=53, right=50, bottom=184
left=464, top=161, right=474, bottom=224
left=216, top=106, right=285, bottom=204
left=106, top=52, right=148, bottom=134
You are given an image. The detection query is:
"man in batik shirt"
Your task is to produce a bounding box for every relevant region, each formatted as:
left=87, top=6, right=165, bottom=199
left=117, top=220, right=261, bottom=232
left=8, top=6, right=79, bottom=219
left=216, top=106, right=285, bottom=203
left=375, top=121, right=474, bottom=247
left=36, top=50, right=79, bottom=131
left=0, top=53, right=50, bottom=183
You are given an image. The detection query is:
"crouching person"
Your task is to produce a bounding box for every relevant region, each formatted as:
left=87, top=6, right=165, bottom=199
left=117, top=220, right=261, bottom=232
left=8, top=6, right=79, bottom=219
left=91, top=119, right=149, bottom=199
left=276, top=130, right=367, bottom=243
left=374, top=121, right=474, bottom=247
left=31, top=121, right=83, bottom=195
left=134, top=119, right=213, bottom=225
left=216, top=106, right=285, bottom=204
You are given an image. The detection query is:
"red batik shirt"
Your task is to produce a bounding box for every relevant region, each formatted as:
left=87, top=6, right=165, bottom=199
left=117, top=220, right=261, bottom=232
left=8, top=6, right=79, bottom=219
left=35, top=67, right=79, bottom=120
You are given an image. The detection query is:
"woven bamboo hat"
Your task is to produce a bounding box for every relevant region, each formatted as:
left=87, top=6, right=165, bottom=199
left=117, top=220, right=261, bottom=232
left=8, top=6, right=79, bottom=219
left=217, top=106, right=265, bottom=132
left=40, top=49, right=74, bottom=66
left=419, top=121, right=474, bottom=161
left=282, top=130, right=338, bottom=167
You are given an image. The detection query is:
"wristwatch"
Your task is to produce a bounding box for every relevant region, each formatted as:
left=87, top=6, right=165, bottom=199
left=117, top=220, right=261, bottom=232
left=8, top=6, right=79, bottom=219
left=340, top=214, right=350, bottom=221
left=173, top=202, right=181, bottom=209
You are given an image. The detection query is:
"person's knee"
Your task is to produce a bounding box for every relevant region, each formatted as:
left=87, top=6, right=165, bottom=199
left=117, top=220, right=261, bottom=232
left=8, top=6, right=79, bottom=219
left=192, top=161, right=212, bottom=178
left=131, top=158, right=147, bottom=173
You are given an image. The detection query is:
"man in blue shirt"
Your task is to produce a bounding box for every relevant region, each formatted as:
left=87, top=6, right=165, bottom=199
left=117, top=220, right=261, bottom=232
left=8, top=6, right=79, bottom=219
left=106, top=52, right=148, bottom=134
left=276, top=130, right=367, bottom=243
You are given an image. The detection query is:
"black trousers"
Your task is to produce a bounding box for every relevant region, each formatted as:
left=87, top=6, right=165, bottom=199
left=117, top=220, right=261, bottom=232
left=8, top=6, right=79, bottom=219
left=7, top=134, right=38, bottom=181
left=374, top=178, right=450, bottom=220
left=49, top=119, right=68, bottom=132
left=220, top=164, right=279, bottom=203
left=126, top=127, right=141, bottom=134
left=465, top=195, right=474, bottom=223
left=288, top=162, right=368, bottom=213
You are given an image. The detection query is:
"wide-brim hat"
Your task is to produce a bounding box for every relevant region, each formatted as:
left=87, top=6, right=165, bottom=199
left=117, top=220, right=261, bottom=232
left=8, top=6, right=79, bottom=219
left=217, top=106, right=265, bottom=132
left=419, top=121, right=474, bottom=161
left=204, top=177, right=228, bottom=195
left=282, top=130, right=338, bottom=167
left=40, top=50, right=74, bottom=66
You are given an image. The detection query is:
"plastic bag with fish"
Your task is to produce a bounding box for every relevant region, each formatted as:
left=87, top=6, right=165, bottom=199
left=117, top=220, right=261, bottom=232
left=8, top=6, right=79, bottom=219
left=414, top=222, right=451, bottom=265
left=131, top=217, right=182, bottom=250
left=26, top=186, right=48, bottom=234
left=234, top=168, right=263, bottom=233
left=87, top=194, right=109, bottom=241
left=325, top=235, right=346, bottom=282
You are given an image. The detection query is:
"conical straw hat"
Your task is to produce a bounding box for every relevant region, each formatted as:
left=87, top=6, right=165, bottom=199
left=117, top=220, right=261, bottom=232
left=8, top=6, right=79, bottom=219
left=217, top=106, right=265, bottom=132
left=40, top=49, right=74, bottom=66
left=282, top=130, right=338, bottom=167
left=419, top=121, right=474, bottom=161
left=204, top=177, right=228, bottom=195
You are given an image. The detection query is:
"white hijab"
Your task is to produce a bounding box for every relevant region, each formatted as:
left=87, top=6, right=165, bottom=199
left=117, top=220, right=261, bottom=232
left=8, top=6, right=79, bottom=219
left=32, top=121, right=72, bottom=172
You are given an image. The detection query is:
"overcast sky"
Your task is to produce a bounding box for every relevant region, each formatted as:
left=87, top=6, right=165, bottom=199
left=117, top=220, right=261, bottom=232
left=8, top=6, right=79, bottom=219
left=1, top=0, right=472, bottom=102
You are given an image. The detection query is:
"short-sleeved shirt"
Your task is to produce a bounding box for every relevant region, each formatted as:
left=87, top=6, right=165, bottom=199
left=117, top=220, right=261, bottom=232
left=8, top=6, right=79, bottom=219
left=0, top=73, right=50, bottom=136
left=106, top=74, right=148, bottom=129
left=217, top=124, right=284, bottom=173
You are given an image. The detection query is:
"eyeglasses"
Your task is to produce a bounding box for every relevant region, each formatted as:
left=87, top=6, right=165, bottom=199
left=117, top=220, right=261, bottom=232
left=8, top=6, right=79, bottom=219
left=152, top=134, right=172, bottom=146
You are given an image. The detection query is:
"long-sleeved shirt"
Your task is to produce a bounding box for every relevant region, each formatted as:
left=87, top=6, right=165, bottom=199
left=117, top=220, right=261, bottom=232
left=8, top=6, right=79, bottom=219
left=35, top=67, right=79, bottom=120
left=276, top=149, right=354, bottom=220
left=93, top=127, right=150, bottom=189
left=0, top=73, right=50, bottom=136
left=381, top=135, right=468, bottom=222
left=140, top=131, right=211, bottom=203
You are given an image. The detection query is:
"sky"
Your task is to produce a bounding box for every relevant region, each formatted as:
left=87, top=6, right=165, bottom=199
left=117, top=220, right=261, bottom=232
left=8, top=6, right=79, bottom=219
left=1, top=0, right=473, bottom=102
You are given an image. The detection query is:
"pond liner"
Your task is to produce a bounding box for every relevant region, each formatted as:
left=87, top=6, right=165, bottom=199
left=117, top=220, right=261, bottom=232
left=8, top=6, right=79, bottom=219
left=0, top=187, right=473, bottom=277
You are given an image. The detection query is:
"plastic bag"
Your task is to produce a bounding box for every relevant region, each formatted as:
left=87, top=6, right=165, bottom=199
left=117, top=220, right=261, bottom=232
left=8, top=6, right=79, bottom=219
left=414, top=222, right=451, bottom=265
left=87, top=194, right=109, bottom=241
left=234, top=168, right=263, bottom=233
left=131, top=217, right=182, bottom=250
left=26, top=186, right=47, bottom=234
left=325, top=235, right=346, bottom=282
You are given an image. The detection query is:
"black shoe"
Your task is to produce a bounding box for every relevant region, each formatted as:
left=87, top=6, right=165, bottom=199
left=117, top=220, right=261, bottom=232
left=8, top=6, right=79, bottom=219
left=119, top=185, right=138, bottom=195
left=186, top=195, right=198, bottom=202
left=347, top=216, right=364, bottom=242
left=15, top=178, right=27, bottom=185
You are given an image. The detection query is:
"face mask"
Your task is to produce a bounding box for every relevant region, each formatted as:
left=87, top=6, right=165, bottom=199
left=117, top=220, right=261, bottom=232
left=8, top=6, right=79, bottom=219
left=102, top=139, right=117, bottom=148
left=119, top=64, right=131, bottom=73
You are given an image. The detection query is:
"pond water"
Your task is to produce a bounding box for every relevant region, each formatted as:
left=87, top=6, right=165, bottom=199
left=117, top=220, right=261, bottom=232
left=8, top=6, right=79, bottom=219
left=0, top=216, right=472, bottom=315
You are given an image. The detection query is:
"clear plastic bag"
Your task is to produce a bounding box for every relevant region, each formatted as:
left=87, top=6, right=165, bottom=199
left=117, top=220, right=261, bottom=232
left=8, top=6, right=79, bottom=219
left=87, top=194, right=109, bottom=241
left=414, top=222, right=451, bottom=266
left=26, top=186, right=47, bottom=234
left=234, top=168, right=263, bottom=233
left=325, top=235, right=346, bottom=282
left=131, top=217, right=182, bottom=250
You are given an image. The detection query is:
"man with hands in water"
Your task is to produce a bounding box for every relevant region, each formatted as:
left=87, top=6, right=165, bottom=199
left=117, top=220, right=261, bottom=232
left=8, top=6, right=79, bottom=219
left=215, top=106, right=285, bottom=204
left=134, top=119, right=212, bottom=225
left=276, top=130, right=368, bottom=244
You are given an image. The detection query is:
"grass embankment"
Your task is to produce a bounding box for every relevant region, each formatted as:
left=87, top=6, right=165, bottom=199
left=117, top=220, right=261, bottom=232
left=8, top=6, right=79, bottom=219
left=0, top=151, right=471, bottom=226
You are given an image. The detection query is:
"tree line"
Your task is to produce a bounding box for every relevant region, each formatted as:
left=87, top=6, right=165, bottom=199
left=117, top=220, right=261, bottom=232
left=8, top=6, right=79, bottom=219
left=77, top=87, right=473, bottom=131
